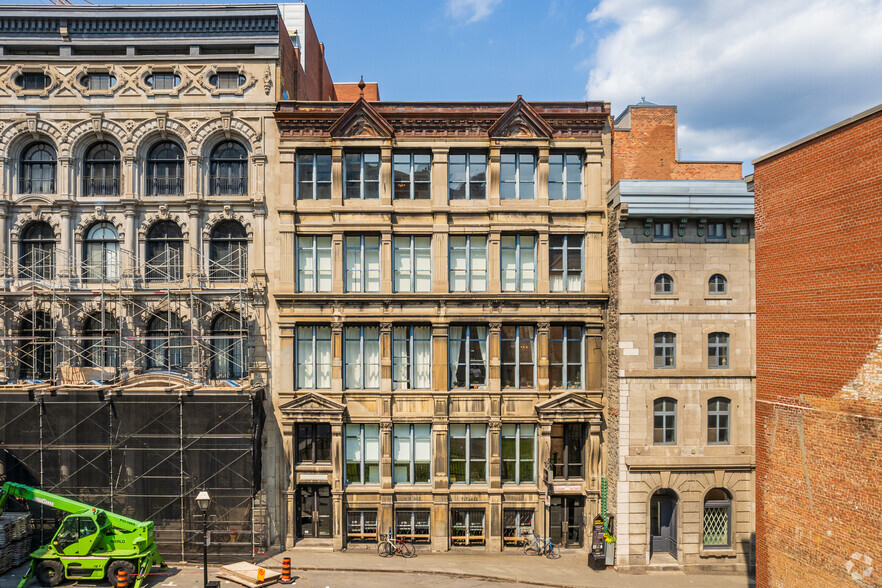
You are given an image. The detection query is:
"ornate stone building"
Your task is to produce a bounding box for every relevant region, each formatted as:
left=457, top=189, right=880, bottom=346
left=269, top=96, right=612, bottom=551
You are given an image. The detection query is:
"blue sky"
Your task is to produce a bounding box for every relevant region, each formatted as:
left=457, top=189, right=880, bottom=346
left=12, top=0, right=882, bottom=172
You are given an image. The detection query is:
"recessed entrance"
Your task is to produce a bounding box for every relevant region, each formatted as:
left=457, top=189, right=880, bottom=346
left=549, top=496, right=584, bottom=547
left=296, top=484, right=332, bottom=539
left=650, top=489, right=677, bottom=560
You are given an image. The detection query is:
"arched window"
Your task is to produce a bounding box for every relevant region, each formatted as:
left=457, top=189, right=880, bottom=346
left=19, top=221, right=55, bottom=280
left=209, top=141, right=248, bottom=196
left=708, top=332, right=729, bottom=368
left=708, top=397, right=731, bottom=444
left=20, top=142, right=56, bottom=194
left=209, top=220, right=247, bottom=282
left=83, top=313, right=119, bottom=372
left=83, top=142, right=120, bottom=196
left=653, top=397, right=677, bottom=445
left=146, top=141, right=184, bottom=196
left=702, top=488, right=732, bottom=548
left=19, top=311, right=53, bottom=381
left=211, top=313, right=246, bottom=380
left=84, top=222, right=120, bottom=282
left=709, top=273, right=727, bottom=295
left=146, top=314, right=186, bottom=371
left=654, top=273, right=674, bottom=295
left=146, top=221, right=184, bottom=282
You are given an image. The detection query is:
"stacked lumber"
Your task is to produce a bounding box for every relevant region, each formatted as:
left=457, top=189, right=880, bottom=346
left=217, top=562, right=281, bottom=588
left=0, top=512, right=34, bottom=574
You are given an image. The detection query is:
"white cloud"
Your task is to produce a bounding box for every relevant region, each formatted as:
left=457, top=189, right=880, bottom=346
left=571, top=29, right=586, bottom=50
left=585, top=0, right=882, bottom=167
left=446, top=0, right=502, bottom=24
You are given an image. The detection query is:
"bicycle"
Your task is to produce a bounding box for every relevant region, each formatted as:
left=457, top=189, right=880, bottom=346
left=522, top=531, right=562, bottom=559
left=377, top=527, right=416, bottom=558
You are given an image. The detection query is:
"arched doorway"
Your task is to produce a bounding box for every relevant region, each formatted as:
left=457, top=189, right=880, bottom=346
left=649, top=489, right=677, bottom=561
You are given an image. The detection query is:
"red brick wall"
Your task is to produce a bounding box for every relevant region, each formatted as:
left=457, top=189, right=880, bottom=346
left=612, top=106, right=742, bottom=183
left=753, top=108, right=882, bottom=587
left=278, top=19, right=298, bottom=100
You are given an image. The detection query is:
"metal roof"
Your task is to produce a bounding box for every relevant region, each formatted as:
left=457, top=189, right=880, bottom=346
left=608, top=179, right=754, bottom=218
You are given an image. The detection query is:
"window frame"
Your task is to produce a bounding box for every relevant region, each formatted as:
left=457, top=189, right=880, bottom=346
left=499, top=151, right=536, bottom=200
left=448, top=325, right=488, bottom=390
left=210, top=312, right=246, bottom=380
left=448, top=151, right=487, bottom=200
left=653, top=397, right=677, bottom=445
left=209, top=140, right=248, bottom=196
left=297, top=235, right=333, bottom=293
left=708, top=273, right=728, bottom=296
left=19, top=142, right=57, bottom=195
left=500, top=234, right=537, bottom=292
left=393, top=235, right=432, bottom=293
left=501, top=423, right=536, bottom=484
left=392, top=423, right=432, bottom=485
left=550, top=423, right=584, bottom=480
left=18, top=72, right=50, bottom=91
left=395, top=510, right=430, bottom=543
left=209, top=71, right=247, bottom=89
left=146, top=141, right=184, bottom=197
left=345, top=423, right=381, bottom=485
left=296, top=423, right=332, bottom=463
left=83, top=313, right=119, bottom=372
left=84, top=73, right=115, bottom=91
left=654, top=273, right=674, bottom=295
left=702, top=489, right=732, bottom=548
left=653, top=221, right=673, bottom=240
left=451, top=508, right=486, bottom=546
left=549, top=325, right=584, bottom=389
left=500, top=325, right=536, bottom=389
left=19, top=221, right=55, bottom=281
left=346, top=509, right=378, bottom=543
left=295, top=325, right=332, bottom=390
left=344, top=234, right=381, bottom=293
left=343, top=325, right=381, bottom=390
left=448, top=423, right=488, bottom=484
left=448, top=235, right=488, bottom=292
left=82, top=141, right=120, bottom=197
left=343, top=151, right=380, bottom=199
left=145, top=313, right=185, bottom=371
left=707, top=397, right=731, bottom=445
left=548, top=152, right=583, bottom=200
left=18, top=311, right=53, bottom=381
left=208, top=220, right=247, bottom=282
left=503, top=510, right=535, bottom=546
left=146, top=72, right=181, bottom=90
left=653, top=332, right=676, bottom=369
left=549, top=235, right=583, bottom=292
left=145, top=221, right=184, bottom=282
left=392, top=325, right=432, bottom=390
left=83, top=222, right=120, bottom=283
left=708, top=332, right=730, bottom=369
left=296, top=152, right=332, bottom=200
left=393, top=151, right=432, bottom=200
left=707, top=222, right=727, bottom=240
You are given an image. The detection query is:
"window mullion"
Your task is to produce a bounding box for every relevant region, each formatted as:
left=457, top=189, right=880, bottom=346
left=409, top=425, right=415, bottom=483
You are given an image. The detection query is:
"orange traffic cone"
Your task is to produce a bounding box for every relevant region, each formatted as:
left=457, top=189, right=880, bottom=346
left=280, top=557, right=294, bottom=584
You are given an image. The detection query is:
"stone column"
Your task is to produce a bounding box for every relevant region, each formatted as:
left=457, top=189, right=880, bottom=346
left=487, top=232, right=501, bottom=295
left=431, top=148, right=448, bottom=207
left=432, top=324, right=448, bottom=392
left=278, top=326, right=296, bottom=392
left=488, top=420, right=502, bottom=490
left=331, top=321, right=343, bottom=393
left=380, top=421, right=393, bottom=490
left=59, top=206, right=72, bottom=282
left=123, top=206, right=136, bottom=282
left=380, top=146, right=392, bottom=205
left=331, top=422, right=345, bottom=551
left=488, top=322, right=501, bottom=393
left=332, top=233, right=344, bottom=293
left=187, top=205, right=200, bottom=282
left=537, top=231, right=550, bottom=294
left=331, top=147, right=343, bottom=205
left=537, top=322, right=550, bottom=391
left=488, top=147, right=500, bottom=204
left=123, top=155, right=136, bottom=199
left=186, top=155, right=200, bottom=198
left=431, top=420, right=450, bottom=552
left=252, top=204, right=267, bottom=279
left=432, top=231, right=448, bottom=294
left=380, top=322, right=392, bottom=393
left=537, top=147, right=549, bottom=203
left=0, top=208, right=7, bottom=276
left=584, top=146, right=604, bottom=208
left=380, top=232, right=393, bottom=294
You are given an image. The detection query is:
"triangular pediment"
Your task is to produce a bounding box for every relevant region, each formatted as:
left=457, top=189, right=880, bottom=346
left=535, top=391, right=603, bottom=415
left=279, top=391, right=346, bottom=415
left=328, top=98, right=394, bottom=139
left=489, top=96, right=554, bottom=139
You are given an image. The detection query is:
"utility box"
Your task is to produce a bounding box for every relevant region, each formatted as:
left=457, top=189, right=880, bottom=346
left=588, top=515, right=606, bottom=571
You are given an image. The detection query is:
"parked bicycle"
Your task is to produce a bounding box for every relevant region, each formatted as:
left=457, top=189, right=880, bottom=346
left=378, top=527, right=416, bottom=558
left=522, top=530, right=561, bottom=559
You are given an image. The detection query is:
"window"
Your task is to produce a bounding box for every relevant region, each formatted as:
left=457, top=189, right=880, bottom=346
left=344, top=326, right=380, bottom=389
left=84, top=73, right=115, bottom=91
left=145, top=221, right=183, bottom=282
left=146, top=141, right=184, bottom=196
left=83, top=314, right=119, bottom=371
left=392, top=326, right=432, bottom=390
left=296, top=326, right=331, bottom=389
left=653, top=332, right=676, bottom=369
left=503, top=510, right=534, bottom=546
left=211, top=313, right=246, bottom=380
left=654, top=273, right=674, bottom=295
left=393, top=152, right=431, bottom=199
left=209, top=141, right=248, bottom=196
left=653, top=398, right=677, bottom=445
left=549, top=325, right=583, bottom=389
left=548, top=152, right=582, bottom=200
left=146, top=73, right=180, bottom=90
left=709, top=274, right=727, bottom=295
left=708, top=332, right=730, bottom=369
left=19, top=311, right=53, bottom=381
left=549, top=235, right=582, bottom=292
left=345, top=235, right=381, bottom=292
left=347, top=510, right=378, bottom=543
left=83, top=222, right=120, bottom=282
left=297, top=423, right=331, bottom=463
left=393, top=236, right=431, bottom=292
left=449, top=424, right=486, bottom=484
left=449, top=235, right=487, bottom=292
left=19, top=222, right=55, bottom=280
left=297, top=236, right=332, bottom=292
left=345, top=424, right=380, bottom=484
left=18, top=72, right=50, bottom=90
left=708, top=397, right=731, bottom=445
left=83, top=142, right=120, bottom=196
left=550, top=423, right=584, bottom=479
left=146, top=314, right=186, bottom=371
left=19, top=142, right=56, bottom=194
left=654, top=221, right=673, bottom=239
left=209, top=72, right=246, bottom=89
left=449, top=325, right=487, bottom=389
left=501, top=424, right=535, bottom=484
left=344, top=151, right=380, bottom=199
left=501, top=235, right=536, bottom=292
left=296, top=152, right=332, bottom=200
left=703, top=489, right=732, bottom=548
left=393, top=424, right=431, bottom=484
left=707, top=222, right=726, bottom=240
left=501, top=325, right=535, bottom=389
left=451, top=509, right=485, bottom=546
left=395, top=510, right=430, bottom=543
left=500, top=152, right=536, bottom=200
left=448, top=152, right=486, bottom=200
left=209, top=220, right=247, bottom=282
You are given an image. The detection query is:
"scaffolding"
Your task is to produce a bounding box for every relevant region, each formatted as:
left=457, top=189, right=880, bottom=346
left=0, top=243, right=267, bottom=562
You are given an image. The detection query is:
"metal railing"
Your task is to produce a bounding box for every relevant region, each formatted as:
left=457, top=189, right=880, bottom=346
left=19, top=178, right=56, bottom=194
left=145, top=248, right=183, bottom=282
left=211, top=176, right=248, bottom=196
left=83, top=177, right=120, bottom=197
left=147, top=176, right=185, bottom=196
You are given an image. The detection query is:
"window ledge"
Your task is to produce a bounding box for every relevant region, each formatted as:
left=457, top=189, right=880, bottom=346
left=699, top=547, right=737, bottom=558
left=704, top=296, right=732, bottom=301
left=650, top=294, right=678, bottom=301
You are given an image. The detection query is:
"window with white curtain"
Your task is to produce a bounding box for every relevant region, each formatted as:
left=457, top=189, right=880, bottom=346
left=449, top=424, right=487, bottom=484
left=501, top=235, right=536, bottom=292
left=296, top=326, right=332, bottom=389
left=392, top=326, right=432, bottom=389
left=449, top=235, right=487, bottom=292
left=448, top=325, right=487, bottom=389
left=501, top=325, right=535, bottom=389
left=393, top=424, right=432, bottom=484
left=344, top=326, right=380, bottom=389
left=393, top=235, right=432, bottom=293
left=549, top=235, right=583, bottom=292
left=297, top=236, right=332, bottom=293
left=345, top=235, right=381, bottom=293
left=345, top=424, right=380, bottom=484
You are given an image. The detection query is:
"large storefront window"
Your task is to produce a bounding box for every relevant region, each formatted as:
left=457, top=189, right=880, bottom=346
left=346, top=510, right=377, bottom=543
left=503, top=510, right=534, bottom=547
left=395, top=510, right=430, bottom=543
left=451, top=509, right=485, bottom=546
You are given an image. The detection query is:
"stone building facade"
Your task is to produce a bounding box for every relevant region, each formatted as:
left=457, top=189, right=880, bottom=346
left=608, top=104, right=755, bottom=572
left=268, top=97, right=612, bottom=551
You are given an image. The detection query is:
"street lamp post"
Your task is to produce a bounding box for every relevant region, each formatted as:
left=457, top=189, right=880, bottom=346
left=196, top=490, right=211, bottom=588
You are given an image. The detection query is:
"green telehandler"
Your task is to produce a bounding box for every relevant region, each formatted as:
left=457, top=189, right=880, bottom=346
left=0, top=482, right=168, bottom=588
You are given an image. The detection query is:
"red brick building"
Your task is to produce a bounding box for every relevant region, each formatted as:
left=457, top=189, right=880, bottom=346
left=753, top=104, right=882, bottom=586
